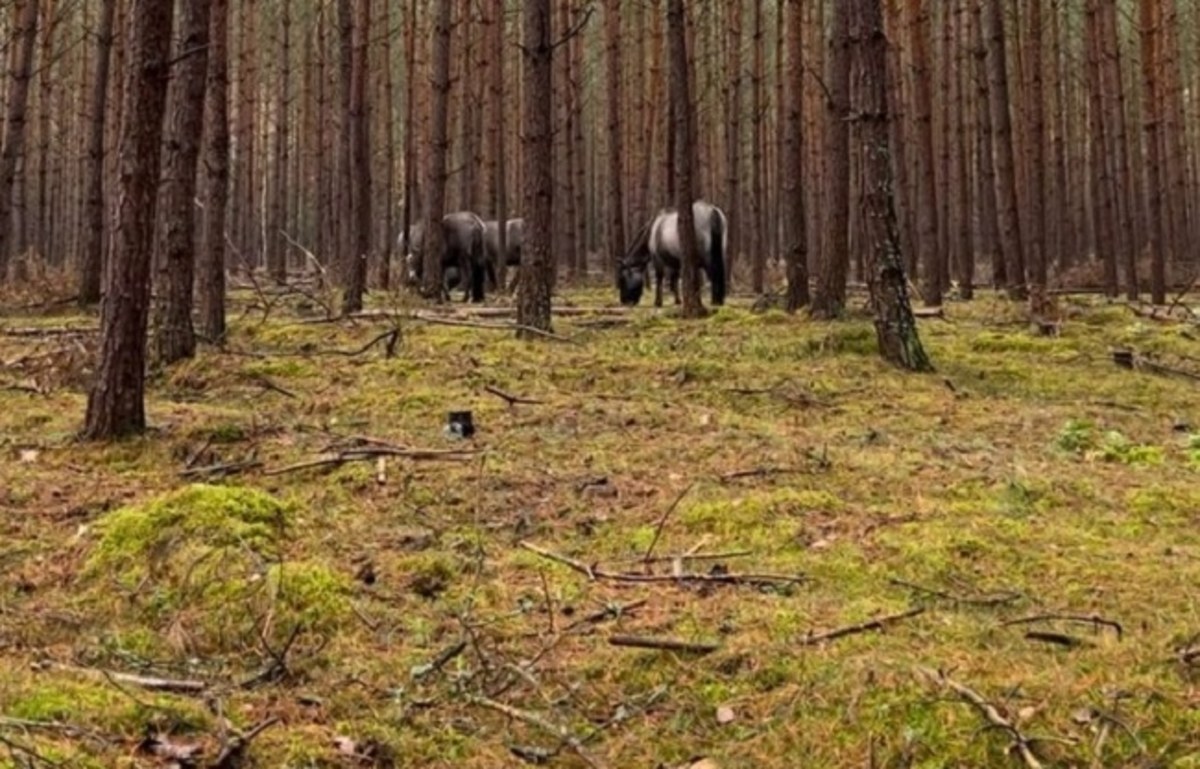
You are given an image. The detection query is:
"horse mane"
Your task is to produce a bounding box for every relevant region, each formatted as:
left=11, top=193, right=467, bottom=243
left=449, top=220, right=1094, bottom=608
left=621, top=215, right=655, bottom=268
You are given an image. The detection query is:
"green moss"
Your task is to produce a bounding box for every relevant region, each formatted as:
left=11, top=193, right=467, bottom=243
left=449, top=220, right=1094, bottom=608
left=4, top=679, right=211, bottom=735
left=81, top=485, right=350, bottom=655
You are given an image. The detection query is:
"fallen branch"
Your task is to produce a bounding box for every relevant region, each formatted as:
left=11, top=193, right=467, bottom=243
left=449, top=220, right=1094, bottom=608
left=414, top=313, right=576, bottom=343
left=264, top=446, right=478, bottom=477
left=466, top=695, right=606, bottom=769
left=1111, top=348, right=1200, bottom=383
left=483, top=384, right=544, bottom=407
left=1000, top=613, right=1123, bottom=640
left=642, top=482, right=697, bottom=566
left=518, top=541, right=804, bottom=589
left=719, top=466, right=808, bottom=483
left=608, top=635, right=720, bottom=654
left=887, top=578, right=1023, bottom=607
left=211, top=716, right=280, bottom=768
left=178, top=459, right=263, bottom=480
left=561, top=599, right=648, bottom=634
left=916, top=667, right=1045, bottom=769
left=411, top=640, right=467, bottom=680
left=1024, top=631, right=1087, bottom=648
left=0, top=325, right=97, bottom=337
left=102, top=671, right=208, bottom=694
left=800, top=607, right=925, bottom=646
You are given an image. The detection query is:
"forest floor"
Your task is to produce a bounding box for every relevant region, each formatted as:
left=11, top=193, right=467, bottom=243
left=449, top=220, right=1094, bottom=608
left=3, top=284, right=1200, bottom=768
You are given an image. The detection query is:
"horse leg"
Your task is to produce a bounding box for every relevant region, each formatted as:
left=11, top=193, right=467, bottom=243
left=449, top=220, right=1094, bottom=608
left=653, top=263, right=664, bottom=307
left=670, top=268, right=681, bottom=305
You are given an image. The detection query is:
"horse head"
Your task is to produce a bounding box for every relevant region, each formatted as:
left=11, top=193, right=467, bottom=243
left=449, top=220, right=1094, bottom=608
left=616, top=259, right=647, bottom=305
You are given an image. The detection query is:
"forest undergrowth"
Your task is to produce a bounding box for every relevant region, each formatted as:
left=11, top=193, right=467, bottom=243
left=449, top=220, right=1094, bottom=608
left=3, top=285, right=1200, bottom=768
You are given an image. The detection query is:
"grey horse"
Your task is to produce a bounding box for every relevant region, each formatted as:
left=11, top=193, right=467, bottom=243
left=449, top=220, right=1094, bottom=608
left=400, top=211, right=488, bottom=302
left=482, top=218, right=525, bottom=292
left=616, top=200, right=728, bottom=307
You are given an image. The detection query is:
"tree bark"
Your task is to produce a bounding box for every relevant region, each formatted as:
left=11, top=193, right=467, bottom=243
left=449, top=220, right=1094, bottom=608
left=266, top=0, right=290, bottom=285
left=1024, top=0, right=1048, bottom=311
left=811, top=0, right=851, bottom=318
left=605, top=0, right=625, bottom=276
left=750, top=0, right=765, bottom=293
left=782, top=0, right=807, bottom=312
left=982, top=0, right=1025, bottom=300
left=421, top=0, right=452, bottom=298
left=1084, top=0, right=1118, bottom=295
left=0, top=0, right=39, bottom=278
left=198, top=0, right=230, bottom=341
left=517, top=0, right=554, bottom=335
left=78, top=0, right=115, bottom=305
left=854, top=0, right=932, bottom=371
left=342, top=0, right=370, bottom=313
left=83, top=0, right=175, bottom=440
left=1139, top=0, right=1166, bottom=304
left=152, top=0, right=211, bottom=365
left=666, top=0, right=704, bottom=318
left=908, top=0, right=941, bottom=306
left=724, top=0, right=742, bottom=285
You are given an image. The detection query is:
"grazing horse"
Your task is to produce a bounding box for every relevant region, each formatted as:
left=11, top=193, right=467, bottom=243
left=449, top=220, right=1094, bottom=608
left=616, top=200, right=728, bottom=308
left=400, top=211, right=488, bottom=302
left=482, top=218, right=525, bottom=292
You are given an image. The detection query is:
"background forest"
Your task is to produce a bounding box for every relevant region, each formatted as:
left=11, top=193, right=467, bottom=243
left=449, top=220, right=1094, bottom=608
left=4, top=1, right=1200, bottom=768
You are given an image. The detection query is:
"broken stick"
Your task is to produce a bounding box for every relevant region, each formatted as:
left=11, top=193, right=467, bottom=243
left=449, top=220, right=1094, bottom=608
left=800, top=607, right=925, bottom=646
left=915, top=667, right=1045, bottom=769
left=608, top=635, right=720, bottom=654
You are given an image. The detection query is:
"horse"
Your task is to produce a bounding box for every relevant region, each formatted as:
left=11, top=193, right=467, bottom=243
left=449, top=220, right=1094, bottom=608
left=400, top=211, right=488, bottom=302
left=482, top=218, right=525, bottom=292
left=616, top=200, right=727, bottom=308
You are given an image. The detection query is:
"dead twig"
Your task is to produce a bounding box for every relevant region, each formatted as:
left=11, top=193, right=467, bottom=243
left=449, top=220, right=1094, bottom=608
left=718, top=466, right=809, bottom=483
left=483, top=384, right=544, bottom=407
left=211, top=716, right=280, bottom=768
left=414, top=313, right=577, bottom=343
left=608, top=635, right=720, bottom=654
left=1024, top=631, right=1088, bottom=648
left=887, top=578, right=1023, bottom=607
left=916, top=667, right=1045, bottom=769
left=800, top=607, right=925, bottom=646
left=178, top=459, right=263, bottom=480
left=465, top=695, right=606, bottom=769
left=642, top=482, right=696, bottom=567
left=518, top=541, right=804, bottom=589
left=101, top=670, right=208, bottom=694
left=561, top=599, right=648, bottom=634
left=1000, top=613, right=1123, bottom=641
left=411, top=640, right=467, bottom=680
left=264, top=446, right=478, bottom=477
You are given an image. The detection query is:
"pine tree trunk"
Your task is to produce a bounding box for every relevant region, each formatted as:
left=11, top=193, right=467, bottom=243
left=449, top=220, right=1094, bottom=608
left=199, top=0, right=230, bottom=341
left=724, top=0, right=742, bottom=285
left=517, top=0, right=553, bottom=335
left=78, top=0, right=115, bottom=305
left=1024, top=0, right=1048, bottom=311
left=782, top=0, right=807, bottom=312
left=0, top=0, right=39, bottom=278
left=811, top=0, right=850, bottom=318
left=666, top=0, right=704, bottom=318
left=421, top=0, right=452, bottom=298
left=152, top=0, right=211, bottom=365
left=558, top=0, right=578, bottom=281
left=401, top=0, right=418, bottom=283
left=1139, top=0, right=1166, bottom=304
left=951, top=0, right=973, bottom=298
left=342, top=0, right=370, bottom=313
left=982, top=0, right=1025, bottom=300
left=570, top=22, right=587, bottom=276
left=492, top=0, right=508, bottom=288
left=34, top=0, right=55, bottom=264
left=750, top=0, right=765, bottom=293
left=266, top=0, right=290, bottom=285
left=908, top=0, right=941, bottom=306
left=1084, top=0, right=1119, bottom=294
left=605, top=0, right=625, bottom=275
left=378, top=0, right=394, bottom=289
left=1099, top=0, right=1137, bottom=298
left=855, top=0, right=932, bottom=371
left=82, top=0, right=175, bottom=440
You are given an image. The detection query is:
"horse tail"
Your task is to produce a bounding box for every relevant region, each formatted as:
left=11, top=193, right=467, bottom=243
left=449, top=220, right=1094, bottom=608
left=709, top=206, right=727, bottom=306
